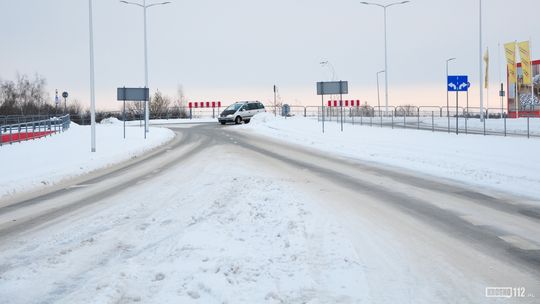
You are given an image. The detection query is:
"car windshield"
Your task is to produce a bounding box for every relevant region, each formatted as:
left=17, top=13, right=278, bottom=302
left=225, top=103, right=244, bottom=112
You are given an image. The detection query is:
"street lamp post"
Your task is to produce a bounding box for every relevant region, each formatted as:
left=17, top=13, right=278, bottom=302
left=446, top=58, right=456, bottom=132
left=479, top=0, right=484, bottom=122
left=89, top=0, right=96, bottom=152
left=120, top=0, right=171, bottom=134
left=361, top=1, right=410, bottom=117
left=376, top=70, right=385, bottom=122
left=320, top=60, right=338, bottom=122
left=320, top=60, right=337, bottom=81
left=273, top=85, right=277, bottom=117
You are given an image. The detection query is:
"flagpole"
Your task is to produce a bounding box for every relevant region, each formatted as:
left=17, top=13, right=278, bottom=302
left=487, top=85, right=489, bottom=119
left=479, top=0, right=484, bottom=121
left=486, top=47, right=489, bottom=119
left=516, top=41, right=519, bottom=118
left=531, top=38, right=534, bottom=114
left=498, top=42, right=503, bottom=116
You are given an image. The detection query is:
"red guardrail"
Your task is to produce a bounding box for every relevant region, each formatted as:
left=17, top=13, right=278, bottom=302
left=1, top=131, right=56, bottom=144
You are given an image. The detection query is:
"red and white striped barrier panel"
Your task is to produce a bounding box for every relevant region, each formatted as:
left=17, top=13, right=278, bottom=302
left=188, top=101, right=222, bottom=109
left=327, top=100, right=361, bottom=107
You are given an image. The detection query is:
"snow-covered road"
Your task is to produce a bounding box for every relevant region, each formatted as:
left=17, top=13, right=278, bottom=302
left=0, top=122, right=539, bottom=303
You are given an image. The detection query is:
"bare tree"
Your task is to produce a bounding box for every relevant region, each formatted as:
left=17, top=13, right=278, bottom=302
left=359, top=101, right=374, bottom=117
left=67, top=99, right=83, bottom=116
left=0, top=79, right=17, bottom=114
left=172, top=84, right=188, bottom=118
left=0, top=73, right=49, bottom=115
left=149, top=90, right=171, bottom=118
left=128, top=100, right=145, bottom=116
left=175, top=85, right=187, bottom=107
left=395, top=104, right=418, bottom=117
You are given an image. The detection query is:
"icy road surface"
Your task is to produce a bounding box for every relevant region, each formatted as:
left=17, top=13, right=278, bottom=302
left=0, top=122, right=539, bottom=303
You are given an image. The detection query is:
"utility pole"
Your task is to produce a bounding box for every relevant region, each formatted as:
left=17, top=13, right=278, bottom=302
left=273, top=85, right=277, bottom=117
left=89, top=0, right=96, bottom=152
left=479, top=0, right=484, bottom=121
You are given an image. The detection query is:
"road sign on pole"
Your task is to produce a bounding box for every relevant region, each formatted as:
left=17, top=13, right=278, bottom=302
left=117, top=87, right=150, bottom=101
left=447, top=76, right=470, bottom=135
left=62, top=91, right=68, bottom=114
left=317, top=81, right=348, bottom=95
left=447, top=75, right=470, bottom=92
left=117, top=87, right=150, bottom=139
left=316, top=81, right=349, bottom=133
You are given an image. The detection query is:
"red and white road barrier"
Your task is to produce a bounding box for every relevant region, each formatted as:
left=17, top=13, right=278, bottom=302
left=187, top=101, right=222, bottom=119
left=188, top=101, right=222, bottom=109
left=327, top=100, right=362, bottom=107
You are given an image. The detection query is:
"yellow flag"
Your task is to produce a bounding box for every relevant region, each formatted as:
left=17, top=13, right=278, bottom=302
left=504, top=42, right=517, bottom=84
left=483, top=47, right=489, bottom=89
left=518, top=41, right=532, bottom=85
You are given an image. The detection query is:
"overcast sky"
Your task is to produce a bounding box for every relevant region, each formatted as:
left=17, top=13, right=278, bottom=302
left=1, top=0, right=540, bottom=110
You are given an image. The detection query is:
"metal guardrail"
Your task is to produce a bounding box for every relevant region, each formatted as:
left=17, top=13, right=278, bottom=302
left=0, top=114, right=71, bottom=146
left=0, top=115, right=52, bottom=127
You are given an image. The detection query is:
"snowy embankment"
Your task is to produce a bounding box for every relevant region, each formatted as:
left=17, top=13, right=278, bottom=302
left=425, top=116, right=540, bottom=135
left=236, top=113, right=540, bottom=199
left=0, top=118, right=174, bottom=200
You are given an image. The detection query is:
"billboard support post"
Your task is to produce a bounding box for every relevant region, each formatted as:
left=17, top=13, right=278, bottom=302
left=317, top=81, right=348, bottom=133
left=123, top=87, right=126, bottom=139
left=321, top=95, right=325, bottom=133
left=466, top=89, right=469, bottom=131
left=117, top=87, right=150, bottom=139
left=340, top=81, right=344, bottom=132
left=516, top=82, right=519, bottom=118
left=448, top=75, right=470, bottom=134
left=456, top=91, right=459, bottom=135
left=499, top=83, right=505, bottom=118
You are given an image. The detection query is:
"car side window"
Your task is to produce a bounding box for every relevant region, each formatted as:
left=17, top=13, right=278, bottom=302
left=248, top=103, right=258, bottom=110
left=258, top=103, right=265, bottom=109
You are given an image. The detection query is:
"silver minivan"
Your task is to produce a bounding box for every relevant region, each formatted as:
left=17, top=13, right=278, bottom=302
left=218, top=101, right=266, bottom=125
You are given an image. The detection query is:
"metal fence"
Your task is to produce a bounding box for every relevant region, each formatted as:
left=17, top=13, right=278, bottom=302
left=316, top=106, right=539, bottom=139
left=0, top=115, right=52, bottom=126
left=262, top=105, right=512, bottom=119
left=0, top=114, right=71, bottom=146
left=61, top=104, right=539, bottom=139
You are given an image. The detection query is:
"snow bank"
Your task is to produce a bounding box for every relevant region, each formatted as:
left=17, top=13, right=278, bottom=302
left=0, top=124, right=174, bottom=200
left=125, top=118, right=218, bottom=126
left=249, top=112, right=277, bottom=125
left=100, top=117, right=122, bottom=125
left=235, top=116, right=540, bottom=199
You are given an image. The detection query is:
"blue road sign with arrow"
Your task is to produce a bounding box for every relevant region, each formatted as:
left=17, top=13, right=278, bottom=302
left=447, top=75, right=470, bottom=92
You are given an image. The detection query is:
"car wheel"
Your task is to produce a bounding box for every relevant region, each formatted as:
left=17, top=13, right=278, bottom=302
left=235, top=116, right=242, bottom=124
left=244, top=119, right=250, bottom=124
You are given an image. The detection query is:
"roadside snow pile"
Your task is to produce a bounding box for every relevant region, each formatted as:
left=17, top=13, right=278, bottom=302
left=422, top=116, right=540, bottom=135
left=126, top=117, right=219, bottom=126
left=0, top=125, right=174, bottom=200
left=235, top=116, right=540, bottom=199
left=100, top=117, right=122, bottom=125
left=249, top=112, right=279, bottom=125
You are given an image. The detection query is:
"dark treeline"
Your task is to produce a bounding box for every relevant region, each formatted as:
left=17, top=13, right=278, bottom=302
left=0, top=74, right=84, bottom=116
left=0, top=74, right=189, bottom=120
